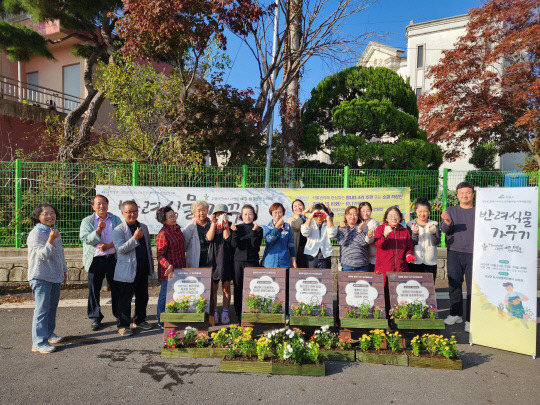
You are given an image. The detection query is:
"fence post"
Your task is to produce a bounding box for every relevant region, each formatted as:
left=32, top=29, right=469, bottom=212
left=15, top=158, right=22, bottom=248
left=441, top=168, right=448, bottom=248
left=538, top=170, right=540, bottom=248
left=242, top=165, right=248, bottom=188
left=343, top=166, right=350, bottom=189
left=132, top=161, right=139, bottom=186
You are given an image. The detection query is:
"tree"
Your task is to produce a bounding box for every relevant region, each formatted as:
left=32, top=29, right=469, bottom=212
left=93, top=55, right=261, bottom=166
left=0, top=0, right=124, bottom=162
left=301, top=66, right=442, bottom=169
left=418, top=0, right=540, bottom=165
left=468, top=142, right=498, bottom=171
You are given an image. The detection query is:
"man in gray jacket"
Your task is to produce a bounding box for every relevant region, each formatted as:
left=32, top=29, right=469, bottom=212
left=113, top=200, right=154, bottom=336
left=80, top=195, right=122, bottom=331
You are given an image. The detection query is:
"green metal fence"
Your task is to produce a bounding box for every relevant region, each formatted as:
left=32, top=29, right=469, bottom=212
left=0, top=159, right=538, bottom=247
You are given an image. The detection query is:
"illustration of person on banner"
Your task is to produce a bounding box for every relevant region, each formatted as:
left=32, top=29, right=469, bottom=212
left=502, top=282, right=529, bottom=319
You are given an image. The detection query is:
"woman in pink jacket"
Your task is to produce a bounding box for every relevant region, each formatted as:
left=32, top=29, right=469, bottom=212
left=374, top=206, right=415, bottom=283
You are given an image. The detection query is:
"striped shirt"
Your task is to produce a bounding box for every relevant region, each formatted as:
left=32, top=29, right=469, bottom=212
left=337, top=225, right=370, bottom=267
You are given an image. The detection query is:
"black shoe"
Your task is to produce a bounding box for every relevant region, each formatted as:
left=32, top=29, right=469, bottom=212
left=91, top=320, right=101, bottom=331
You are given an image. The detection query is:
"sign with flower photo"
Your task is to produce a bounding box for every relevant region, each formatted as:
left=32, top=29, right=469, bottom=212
left=165, top=268, right=212, bottom=314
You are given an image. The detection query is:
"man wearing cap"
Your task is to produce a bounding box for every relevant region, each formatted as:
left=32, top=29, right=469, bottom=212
left=80, top=195, right=122, bottom=331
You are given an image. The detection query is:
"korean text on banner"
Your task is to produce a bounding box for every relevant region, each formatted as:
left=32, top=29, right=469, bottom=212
left=470, top=187, right=538, bottom=357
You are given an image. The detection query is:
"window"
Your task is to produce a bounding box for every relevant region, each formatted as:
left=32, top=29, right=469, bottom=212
left=417, top=45, right=424, bottom=69
left=26, top=72, right=39, bottom=102
left=415, top=88, right=422, bottom=97
left=63, top=63, right=80, bottom=112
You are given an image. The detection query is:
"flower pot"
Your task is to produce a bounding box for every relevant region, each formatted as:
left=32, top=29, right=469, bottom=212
left=319, top=349, right=355, bottom=361
left=160, top=312, right=206, bottom=323
left=356, top=351, right=408, bottom=366
left=407, top=354, right=462, bottom=370
left=271, top=360, right=325, bottom=376
left=289, top=315, right=335, bottom=327
left=161, top=347, right=211, bottom=358
left=241, top=313, right=286, bottom=324
left=340, top=318, right=389, bottom=329
left=220, top=359, right=273, bottom=373
left=394, top=319, right=445, bottom=330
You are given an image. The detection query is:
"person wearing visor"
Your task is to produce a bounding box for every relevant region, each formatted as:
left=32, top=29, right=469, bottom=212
left=206, top=203, right=233, bottom=325
left=301, top=203, right=337, bottom=269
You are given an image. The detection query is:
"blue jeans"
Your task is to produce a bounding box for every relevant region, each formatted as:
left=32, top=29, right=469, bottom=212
left=157, top=280, right=168, bottom=326
left=29, top=279, right=61, bottom=348
left=341, top=264, right=369, bottom=272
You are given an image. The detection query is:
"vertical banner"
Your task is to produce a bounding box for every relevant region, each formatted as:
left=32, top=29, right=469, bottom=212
left=470, top=187, right=538, bottom=356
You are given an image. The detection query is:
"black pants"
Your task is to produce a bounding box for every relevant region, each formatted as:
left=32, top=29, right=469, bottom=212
left=306, top=254, right=332, bottom=269
left=116, top=263, right=149, bottom=328
left=408, top=263, right=438, bottom=283
left=233, top=260, right=258, bottom=320
left=87, top=255, right=118, bottom=321
left=447, top=250, right=473, bottom=322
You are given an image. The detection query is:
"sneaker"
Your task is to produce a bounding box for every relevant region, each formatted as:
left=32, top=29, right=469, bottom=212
left=158, top=323, right=164, bottom=330
left=32, top=344, right=56, bottom=354
left=48, top=333, right=64, bottom=344
left=464, top=321, right=470, bottom=332
left=132, top=321, right=152, bottom=330
left=444, top=315, right=463, bottom=325
left=221, top=311, right=230, bottom=325
left=118, top=327, right=133, bottom=337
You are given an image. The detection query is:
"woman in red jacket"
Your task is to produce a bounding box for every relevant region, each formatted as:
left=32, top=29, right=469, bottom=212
left=374, top=206, right=415, bottom=283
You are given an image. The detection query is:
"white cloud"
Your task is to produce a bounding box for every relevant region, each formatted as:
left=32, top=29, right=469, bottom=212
left=345, top=280, right=378, bottom=307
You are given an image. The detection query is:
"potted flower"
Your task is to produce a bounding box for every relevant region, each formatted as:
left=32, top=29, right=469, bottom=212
left=242, top=294, right=286, bottom=324
left=210, top=325, right=252, bottom=358
left=340, top=303, right=389, bottom=329
left=355, top=329, right=408, bottom=366
left=160, top=296, right=207, bottom=323
left=289, top=302, right=335, bottom=327
left=390, top=300, right=445, bottom=329
left=161, top=327, right=212, bottom=358
left=407, top=334, right=462, bottom=370
left=310, top=325, right=355, bottom=361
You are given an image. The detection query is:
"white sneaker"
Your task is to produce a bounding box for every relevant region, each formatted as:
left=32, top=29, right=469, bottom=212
left=48, top=333, right=64, bottom=344
left=444, top=315, right=463, bottom=325
left=464, top=321, right=470, bottom=332
left=222, top=311, right=230, bottom=325
left=214, top=311, right=219, bottom=325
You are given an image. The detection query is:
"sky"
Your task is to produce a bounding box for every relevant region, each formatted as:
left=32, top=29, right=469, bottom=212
left=222, top=0, right=484, bottom=105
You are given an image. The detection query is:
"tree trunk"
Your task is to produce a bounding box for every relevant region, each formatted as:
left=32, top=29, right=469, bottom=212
left=280, top=0, right=302, bottom=174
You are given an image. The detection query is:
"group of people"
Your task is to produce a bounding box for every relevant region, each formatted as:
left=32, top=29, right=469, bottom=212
left=27, top=181, right=475, bottom=354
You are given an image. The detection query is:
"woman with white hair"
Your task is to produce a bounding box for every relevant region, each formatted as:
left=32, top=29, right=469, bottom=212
left=182, top=200, right=211, bottom=268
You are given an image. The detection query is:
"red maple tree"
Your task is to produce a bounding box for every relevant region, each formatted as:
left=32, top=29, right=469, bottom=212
left=418, top=0, right=540, bottom=165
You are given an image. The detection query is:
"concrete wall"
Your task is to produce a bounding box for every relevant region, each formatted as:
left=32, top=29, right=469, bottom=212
left=0, top=246, right=451, bottom=286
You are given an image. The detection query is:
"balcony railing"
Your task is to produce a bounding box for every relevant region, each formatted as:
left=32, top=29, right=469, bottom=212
left=0, top=75, right=82, bottom=114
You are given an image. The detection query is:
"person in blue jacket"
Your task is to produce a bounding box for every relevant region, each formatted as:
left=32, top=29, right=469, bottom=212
left=261, top=202, right=297, bottom=269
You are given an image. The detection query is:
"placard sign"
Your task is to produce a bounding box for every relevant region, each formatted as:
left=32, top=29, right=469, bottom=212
left=387, top=272, right=437, bottom=309
left=242, top=268, right=287, bottom=313
left=471, top=187, right=538, bottom=356
left=338, top=272, right=386, bottom=318
left=165, top=268, right=212, bottom=313
left=289, top=269, right=333, bottom=316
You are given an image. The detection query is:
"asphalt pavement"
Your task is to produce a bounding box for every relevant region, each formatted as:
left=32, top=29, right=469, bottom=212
left=0, top=297, right=539, bottom=405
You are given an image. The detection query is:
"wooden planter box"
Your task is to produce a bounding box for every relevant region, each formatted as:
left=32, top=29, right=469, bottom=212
left=319, top=349, right=355, bottom=362
left=271, top=361, right=325, bottom=376
left=408, top=355, right=462, bottom=370
left=220, top=359, right=273, bottom=373
left=161, top=347, right=211, bottom=358
left=161, top=347, right=230, bottom=359
left=160, top=312, right=206, bottom=323
left=394, top=319, right=445, bottom=330
left=241, top=313, right=286, bottom=324
left=356, top=351, right=408, bottom=366
left=289, top=316, right=335, bottom=327
left=340, top=318, right=389, bottom=329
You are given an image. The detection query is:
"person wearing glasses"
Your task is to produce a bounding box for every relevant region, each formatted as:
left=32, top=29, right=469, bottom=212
left=27, top=203, right=67, bottom=353
left=155, top=206, right=186, bottom=329
left=79, top=195, right=122, bottom=331
left=112, top=200, right=154, bottom=336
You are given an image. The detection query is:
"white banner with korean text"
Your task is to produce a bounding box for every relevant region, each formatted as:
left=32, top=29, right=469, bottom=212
left=470, top=187, right=538, bottom=356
